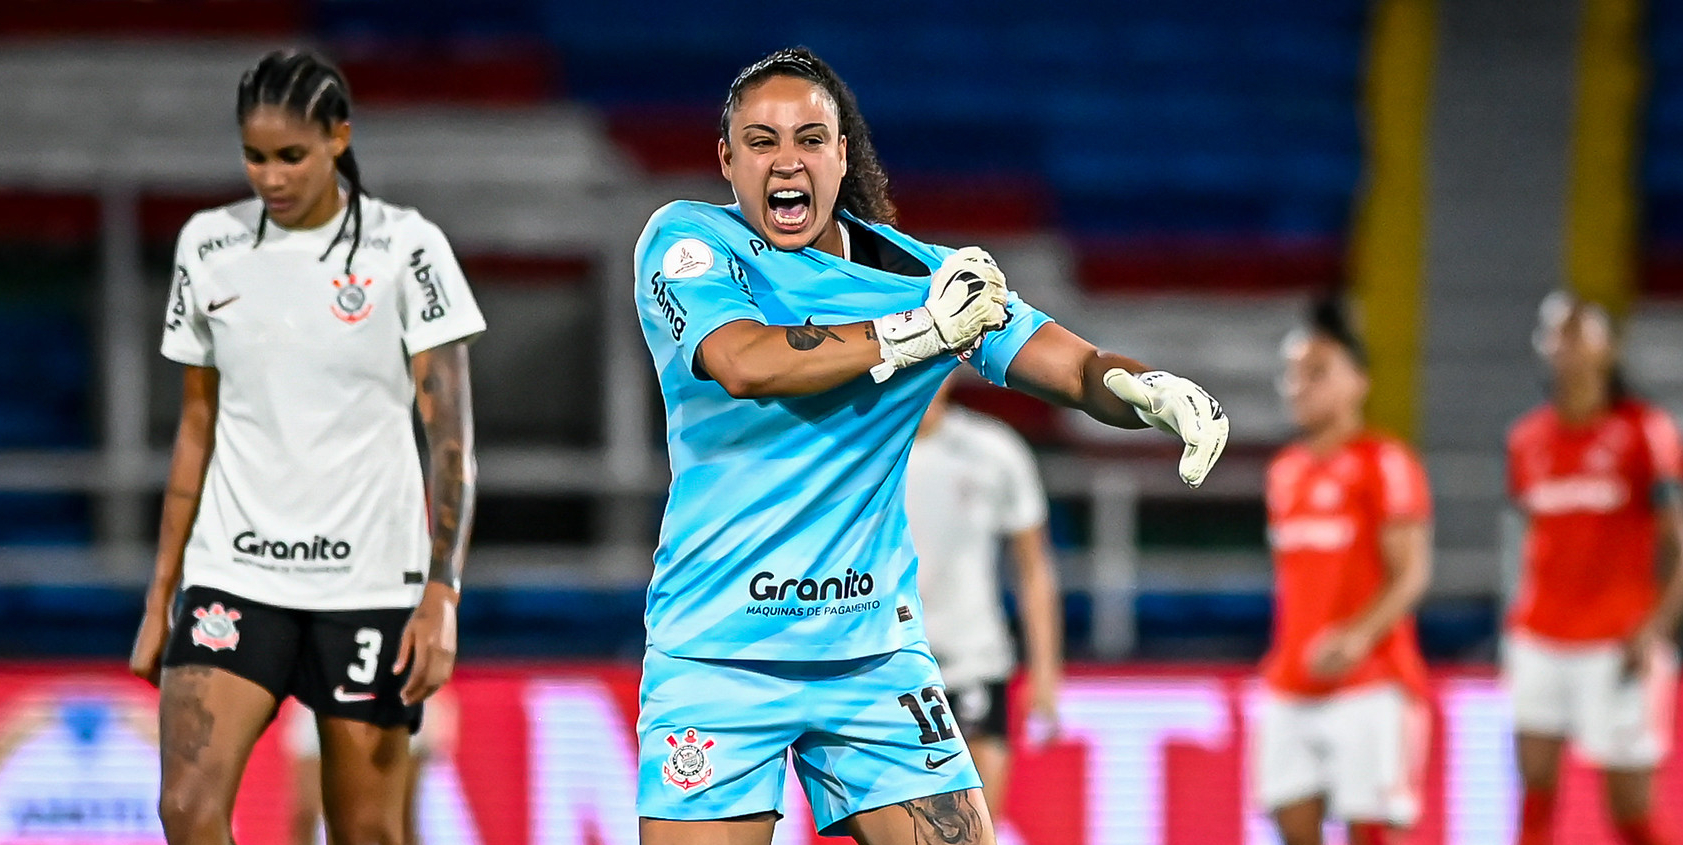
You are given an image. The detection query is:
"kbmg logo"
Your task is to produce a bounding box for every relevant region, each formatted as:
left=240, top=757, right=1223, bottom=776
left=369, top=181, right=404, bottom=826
left=411, top=248, right=451, bottom=322
left=748, top=568, right=874, bottom=602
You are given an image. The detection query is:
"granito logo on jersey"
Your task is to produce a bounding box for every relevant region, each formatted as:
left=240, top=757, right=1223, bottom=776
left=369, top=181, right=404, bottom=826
left=233, top=531, right=352, bottom=560
left=330, top=275, right=374, bottom=323
left=662, top=238, right=715, bottom=279
left=196, top=232, right=255, bottom=260
left=649, top=273, right=688, bottom=341
left=190, top=603, right=242, bottom=651
left=411, top=248, right=451, bottom=322
left=662, top=728, right=715, bottom=791
left=749, top=568, right=874, bottom=602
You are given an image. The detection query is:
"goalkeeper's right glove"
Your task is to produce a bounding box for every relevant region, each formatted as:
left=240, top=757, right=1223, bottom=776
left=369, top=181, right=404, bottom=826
left=870, top=247, right=1009, bottom=383
left=1103, top=368, right=1230, bottom=488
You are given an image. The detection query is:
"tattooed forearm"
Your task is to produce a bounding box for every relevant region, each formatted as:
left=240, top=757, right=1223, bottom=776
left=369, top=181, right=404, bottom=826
left=785, top=320, right=843, bottom=351
left=159, top=666, right=216, bottom=767
left=414, top=341, right=477, bottom=591
left=901, top=791, right=985, bottom=844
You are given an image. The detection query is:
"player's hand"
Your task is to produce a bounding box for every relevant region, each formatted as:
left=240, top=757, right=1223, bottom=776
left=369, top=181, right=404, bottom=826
left=1306, top=626, right=1374, bottom=680
left=1620, top=624, right=1662, bottom=679
left=870, top=247, right=1009, bottom=383
left=128, top=593, right=172, bottom=687
left=1102, top=369, right=1229, bottom=488
left=395, top=582, right=459, bottom=706
left=1027, top=681, right=1061, bottom=747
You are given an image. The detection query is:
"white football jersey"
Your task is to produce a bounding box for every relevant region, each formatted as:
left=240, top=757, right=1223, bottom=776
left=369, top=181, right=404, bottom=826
left=906, top=408, right=1048, bottom=688
left=160, top=195, right=485, bottom=611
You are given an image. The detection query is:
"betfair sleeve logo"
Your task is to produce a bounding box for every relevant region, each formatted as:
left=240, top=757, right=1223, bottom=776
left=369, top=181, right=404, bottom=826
left=662, top=238, right=715, bottom=279
left=411, top=248, right=452, bottom=322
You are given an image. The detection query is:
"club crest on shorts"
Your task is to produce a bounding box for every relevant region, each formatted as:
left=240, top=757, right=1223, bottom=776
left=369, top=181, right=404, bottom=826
left=190, top=603, right=242, bottom=651
left=330, top=275, right=374, bottom=324
left=662, top=728, right=715, bottom=791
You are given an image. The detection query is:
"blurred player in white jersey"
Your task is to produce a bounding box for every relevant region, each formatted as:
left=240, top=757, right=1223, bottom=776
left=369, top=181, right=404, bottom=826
left=906, top=375, right=1062, bottom=825
left=1505, top=293, right=1683, bottom=845
left=126, top=50, right=482, bottom=845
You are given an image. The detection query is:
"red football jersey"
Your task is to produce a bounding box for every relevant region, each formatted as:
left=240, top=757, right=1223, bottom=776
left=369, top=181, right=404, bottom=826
left=1263, top=432, right=1432, bottom=697
left=1507, top=399, right=1682, bottom=642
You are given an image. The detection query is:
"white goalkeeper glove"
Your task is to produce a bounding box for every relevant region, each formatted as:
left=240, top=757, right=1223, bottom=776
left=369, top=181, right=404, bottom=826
left=870, top=246, right=1009, bottom=383
left=1103, top=369, right=1229, bottom=488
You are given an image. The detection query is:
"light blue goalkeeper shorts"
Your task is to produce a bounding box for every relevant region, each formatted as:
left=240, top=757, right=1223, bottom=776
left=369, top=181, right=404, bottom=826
left=635, top=644, right=981, bottom=835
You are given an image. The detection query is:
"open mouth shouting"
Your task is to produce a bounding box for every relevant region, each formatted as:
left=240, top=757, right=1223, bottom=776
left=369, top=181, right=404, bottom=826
left=766, top=188, right=811, bottom=234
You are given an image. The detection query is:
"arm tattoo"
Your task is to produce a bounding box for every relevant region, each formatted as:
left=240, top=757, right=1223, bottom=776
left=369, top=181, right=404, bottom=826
left=785, top=319, right=843, bottom=351
left=415, top=342, right=476, bottom=592
left=900, top=791, right=985, bottom=844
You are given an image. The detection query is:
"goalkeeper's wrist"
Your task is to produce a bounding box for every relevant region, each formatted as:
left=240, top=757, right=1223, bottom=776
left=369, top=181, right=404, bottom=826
left=870, top=307, right=949, bottom=383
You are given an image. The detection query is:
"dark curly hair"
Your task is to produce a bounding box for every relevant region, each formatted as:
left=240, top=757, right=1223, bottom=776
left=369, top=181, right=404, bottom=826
left=719, top=47, right=897, bottom=225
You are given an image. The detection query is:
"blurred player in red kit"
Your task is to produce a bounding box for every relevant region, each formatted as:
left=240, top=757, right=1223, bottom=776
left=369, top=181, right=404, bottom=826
left=1257, top=300, right=1434, bottom=845
left=1505, top=293, right=1683, bottom=845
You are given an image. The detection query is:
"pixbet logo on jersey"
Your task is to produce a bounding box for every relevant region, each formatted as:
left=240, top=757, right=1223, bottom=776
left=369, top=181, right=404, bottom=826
left=331, top=275, right=374, bottom=323
left=233, top=531, right=352, bottom=561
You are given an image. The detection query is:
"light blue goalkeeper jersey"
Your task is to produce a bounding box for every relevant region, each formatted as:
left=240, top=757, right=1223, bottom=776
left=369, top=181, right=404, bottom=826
left=633, top=201, right=1051, bottom=661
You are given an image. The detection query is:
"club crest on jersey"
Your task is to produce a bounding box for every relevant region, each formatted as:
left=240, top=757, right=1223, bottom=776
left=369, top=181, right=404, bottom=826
left=190, top=603, right=242, bottom=651
left=331, top=275, right=374, bottom=324
left=662, top=728, right=715, bottom=791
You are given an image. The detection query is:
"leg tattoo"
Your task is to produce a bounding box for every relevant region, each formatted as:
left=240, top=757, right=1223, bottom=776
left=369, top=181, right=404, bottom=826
left=161, top=666, right=216, bottom=767
left=900, top=791, right=984, bottom=844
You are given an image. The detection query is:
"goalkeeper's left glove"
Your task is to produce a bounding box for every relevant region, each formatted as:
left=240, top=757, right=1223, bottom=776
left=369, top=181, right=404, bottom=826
left=1102, top=369, right=1229, bottom=488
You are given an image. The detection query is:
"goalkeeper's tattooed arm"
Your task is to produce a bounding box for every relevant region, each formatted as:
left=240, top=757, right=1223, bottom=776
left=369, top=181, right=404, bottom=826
left=696, top=247, right=1007, bottom=397
left=697, top=319, right=885, bottom=398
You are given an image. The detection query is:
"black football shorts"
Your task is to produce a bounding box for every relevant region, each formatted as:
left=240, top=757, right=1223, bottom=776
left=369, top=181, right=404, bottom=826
left=162, top=585, right=420, bottom=731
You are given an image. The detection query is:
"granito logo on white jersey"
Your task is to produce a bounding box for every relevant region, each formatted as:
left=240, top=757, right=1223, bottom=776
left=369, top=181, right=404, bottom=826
left=1522, top=476, right=1629, bottom=515
left=1270, top=516, right=1357, bottom=552
left=233, top=530, right=352, bottom=560
left=662, top=238, right=715, bottom=279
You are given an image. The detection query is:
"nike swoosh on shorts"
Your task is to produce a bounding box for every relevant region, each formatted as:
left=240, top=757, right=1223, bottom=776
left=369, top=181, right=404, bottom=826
left=333, top=686, right=377, bottom=702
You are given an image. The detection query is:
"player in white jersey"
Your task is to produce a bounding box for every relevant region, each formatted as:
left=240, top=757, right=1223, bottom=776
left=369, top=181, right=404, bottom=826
left=906, top=376, right=1061, bottom=825
left=125, top=51, right=483, bottom=845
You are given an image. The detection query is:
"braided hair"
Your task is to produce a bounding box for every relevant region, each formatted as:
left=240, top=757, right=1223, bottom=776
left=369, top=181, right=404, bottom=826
left=237, top=50, right=365, bottom=275
left=720, top=47, right=897, bottom=225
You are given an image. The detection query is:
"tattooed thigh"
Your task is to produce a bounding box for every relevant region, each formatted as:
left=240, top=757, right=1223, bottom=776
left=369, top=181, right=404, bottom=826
left=159, top=666, right=217, bottom=769
left=900, top=790, right=988, bottom=845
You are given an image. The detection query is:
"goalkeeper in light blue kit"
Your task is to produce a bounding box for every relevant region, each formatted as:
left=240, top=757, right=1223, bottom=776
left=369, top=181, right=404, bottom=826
left=633, top=47, right=1230, bottom=845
